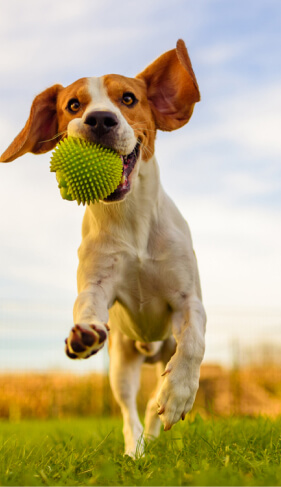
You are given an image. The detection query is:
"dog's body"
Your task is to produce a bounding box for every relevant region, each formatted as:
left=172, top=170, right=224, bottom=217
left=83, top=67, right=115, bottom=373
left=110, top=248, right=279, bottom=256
left=1, top=40, right=206, bottom=456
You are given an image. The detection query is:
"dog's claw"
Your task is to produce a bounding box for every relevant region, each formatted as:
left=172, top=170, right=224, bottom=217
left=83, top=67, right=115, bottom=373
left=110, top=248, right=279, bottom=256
left=157, top=405, right=165, bottom=415
left=161, top=368, right=171, bottom=377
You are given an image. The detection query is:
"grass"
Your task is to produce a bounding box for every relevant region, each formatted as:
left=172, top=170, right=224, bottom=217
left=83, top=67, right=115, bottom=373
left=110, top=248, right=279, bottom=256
left=0, top=415, right=281, bottom=486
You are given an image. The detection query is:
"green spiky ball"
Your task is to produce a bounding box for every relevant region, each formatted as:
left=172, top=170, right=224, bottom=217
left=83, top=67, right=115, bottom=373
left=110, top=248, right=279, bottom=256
left=50, top=137, right=123, bottom=205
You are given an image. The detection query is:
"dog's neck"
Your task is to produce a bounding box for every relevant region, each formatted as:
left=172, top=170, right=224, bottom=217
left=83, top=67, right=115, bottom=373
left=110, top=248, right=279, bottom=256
left=86, top=154, right=162, bottom=250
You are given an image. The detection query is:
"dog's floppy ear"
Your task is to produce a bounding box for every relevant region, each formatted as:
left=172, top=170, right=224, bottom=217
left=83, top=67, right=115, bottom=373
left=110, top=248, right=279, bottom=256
left=0, top=84, right=63, bottom=162
left=136, top=39, right=200, bottom=131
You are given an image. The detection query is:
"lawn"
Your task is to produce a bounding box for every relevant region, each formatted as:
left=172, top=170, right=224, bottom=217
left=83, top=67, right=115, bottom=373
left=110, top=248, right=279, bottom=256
left=0, top=415, right=281, bottom=486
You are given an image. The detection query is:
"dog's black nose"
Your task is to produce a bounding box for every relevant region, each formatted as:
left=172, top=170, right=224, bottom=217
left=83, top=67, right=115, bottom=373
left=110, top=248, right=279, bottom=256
left=84, top=111, right=119, bottom=136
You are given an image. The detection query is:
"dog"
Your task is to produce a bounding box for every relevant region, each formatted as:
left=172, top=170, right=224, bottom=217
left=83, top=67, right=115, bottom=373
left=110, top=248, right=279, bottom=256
left=1, top=39, right=206, bottom=457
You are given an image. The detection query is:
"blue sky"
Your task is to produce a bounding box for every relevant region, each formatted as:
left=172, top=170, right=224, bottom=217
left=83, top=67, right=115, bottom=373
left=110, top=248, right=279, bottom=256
left=0, top=0, right=281, bottom=371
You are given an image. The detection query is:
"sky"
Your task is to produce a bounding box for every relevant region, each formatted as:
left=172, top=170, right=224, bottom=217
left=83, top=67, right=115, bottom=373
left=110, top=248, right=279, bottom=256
left=0, top=0, right=281, bottom=372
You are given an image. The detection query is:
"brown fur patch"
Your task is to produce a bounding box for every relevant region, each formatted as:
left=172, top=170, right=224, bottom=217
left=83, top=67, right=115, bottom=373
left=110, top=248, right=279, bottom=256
left=56, top=78, right=92, bottom=136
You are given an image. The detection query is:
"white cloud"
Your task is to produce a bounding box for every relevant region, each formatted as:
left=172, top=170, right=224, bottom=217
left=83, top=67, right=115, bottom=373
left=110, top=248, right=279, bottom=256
left=0, top=0, right=99, bottom=30
left=218, top=85, right=281, bottom=159
left=196, top=41, right=246, bottom=66
left=175, top=197, right=281, bottom=308
left=0, top=153, right=83, bottom=299
left=223, top=171, right=280, bottom=197
left=154, top=78, right=281, bottom=211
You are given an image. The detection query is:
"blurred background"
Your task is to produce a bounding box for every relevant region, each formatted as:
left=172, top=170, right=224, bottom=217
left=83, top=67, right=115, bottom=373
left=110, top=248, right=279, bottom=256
left=0, top=0, right=281, bottom=418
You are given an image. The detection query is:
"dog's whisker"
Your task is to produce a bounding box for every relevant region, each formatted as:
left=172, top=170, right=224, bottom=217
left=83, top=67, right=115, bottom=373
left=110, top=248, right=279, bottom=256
left=141, top=145, right=154, bottom=158
left=128, top=120, right=156, bottom=131
left=144, top=144, right=153, bottom=154
left=39, top=131, right=67, bottom=144
left=136, top=138, right=151, bottom=156
left=130, top=123, right=156, bottom=133
left=135, top=128, right=157, bottom=134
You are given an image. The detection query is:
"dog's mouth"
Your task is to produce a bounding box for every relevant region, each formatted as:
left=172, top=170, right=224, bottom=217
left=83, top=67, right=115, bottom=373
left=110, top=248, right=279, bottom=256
left=104, top=142, right=140, bottom=202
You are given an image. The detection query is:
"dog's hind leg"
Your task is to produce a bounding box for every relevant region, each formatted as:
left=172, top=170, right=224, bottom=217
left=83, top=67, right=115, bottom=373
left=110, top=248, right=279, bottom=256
left=143, top=362, right=164, bottom=441
left=144, top=336, right=176, bottom=441
left=109, top=329, right=145, bottom=457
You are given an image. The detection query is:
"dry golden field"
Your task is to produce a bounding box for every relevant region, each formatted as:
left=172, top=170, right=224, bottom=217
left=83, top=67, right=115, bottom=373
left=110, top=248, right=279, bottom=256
left=1, top=364, right=281, bottom=421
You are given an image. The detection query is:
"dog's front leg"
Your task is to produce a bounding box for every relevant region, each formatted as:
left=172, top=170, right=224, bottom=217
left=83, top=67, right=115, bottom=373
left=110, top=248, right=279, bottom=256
left=157, top=295, right=206, bottom=430
left=65, top=283, right=110, bottom=360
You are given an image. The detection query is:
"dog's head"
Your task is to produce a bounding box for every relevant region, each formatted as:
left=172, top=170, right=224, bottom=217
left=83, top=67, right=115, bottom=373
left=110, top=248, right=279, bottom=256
left=1, top=40, right=200, bottom=202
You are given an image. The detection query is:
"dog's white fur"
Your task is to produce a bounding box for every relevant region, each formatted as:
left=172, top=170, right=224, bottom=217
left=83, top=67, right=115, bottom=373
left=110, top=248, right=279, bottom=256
left=1, top=40, right=206, bottom=457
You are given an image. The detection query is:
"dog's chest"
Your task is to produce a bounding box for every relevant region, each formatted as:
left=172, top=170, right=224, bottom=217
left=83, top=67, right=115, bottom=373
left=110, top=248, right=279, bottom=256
left=112, top=249, right=174, bottom=341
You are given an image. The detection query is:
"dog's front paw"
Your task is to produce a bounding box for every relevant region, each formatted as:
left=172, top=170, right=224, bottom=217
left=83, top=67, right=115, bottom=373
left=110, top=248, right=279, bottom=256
left=65, top=323, right=109, bottom=359
left=157, top=365, right=199, bottom=431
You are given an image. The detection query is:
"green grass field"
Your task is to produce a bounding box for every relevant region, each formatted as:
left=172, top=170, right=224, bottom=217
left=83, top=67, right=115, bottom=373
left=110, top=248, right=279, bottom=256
left=0, top=415, right=281, bottom=486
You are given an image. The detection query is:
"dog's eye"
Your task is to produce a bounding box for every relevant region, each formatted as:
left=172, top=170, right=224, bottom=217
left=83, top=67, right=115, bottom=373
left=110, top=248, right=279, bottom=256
left=122, top=92, right=137, bottom=107
left=67, top=98, right=81, bottom=113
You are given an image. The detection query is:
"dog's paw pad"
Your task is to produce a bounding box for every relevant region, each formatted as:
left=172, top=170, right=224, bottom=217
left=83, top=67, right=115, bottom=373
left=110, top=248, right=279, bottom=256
left=65, top=323, right=108, bottom=360
left=89, top=325, right=107, bottom=344
left=65, top=339, right=79, bottom=359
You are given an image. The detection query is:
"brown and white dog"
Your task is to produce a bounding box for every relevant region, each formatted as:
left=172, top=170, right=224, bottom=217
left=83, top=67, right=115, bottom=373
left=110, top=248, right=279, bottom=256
left=1, top=39, right=206, bottom=457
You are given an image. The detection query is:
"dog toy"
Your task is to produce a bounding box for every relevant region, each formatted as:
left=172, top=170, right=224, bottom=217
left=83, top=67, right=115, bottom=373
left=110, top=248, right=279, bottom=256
left=50, top=137, right=123, bottom=205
